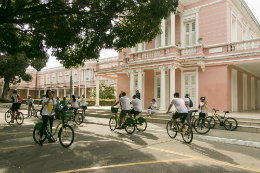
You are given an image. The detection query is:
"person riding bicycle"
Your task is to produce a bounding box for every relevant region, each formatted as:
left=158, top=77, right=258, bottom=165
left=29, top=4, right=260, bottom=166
left=55, top=97, right=61, bottom=119
left=9, top=90, right=21, bottom=123
left=26, top=95, right=34, bottom=117
left=112, top=92, right=131, bottom=129
left=80, top=94, right=88, bottom=116
left=130, top=95, right=142, bottom=117
left=39, top=90, right=56, bottom=146
left=166, top=92, right=188, bottom=131
left=69, top=95, right=79, bottom=118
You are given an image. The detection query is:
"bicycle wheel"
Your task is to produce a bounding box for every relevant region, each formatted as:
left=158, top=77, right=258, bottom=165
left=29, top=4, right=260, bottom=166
left=74, top=113, right=83, bottom=125
left=33, top=128, right=47, bottom=144
left=194, top=118, right=210, bottom=134
left=181, top=123, right=193, bottom=144
left=16, top=112, right=24, bottom=125
left=58, top=124, right=74, bottom=148
left=5, top=110, right=11, bottom=123
left=136, top=117, right=147, bottom=131
left=206, top=116, right=216, bottom=128
left=166, top=121, right=178, bottom=139
left=125, top=124, right=135, bottom=134
left=109, top=116, right=117, bottom=131
left=191, top=115, right=196, bottom=127
left=32, top=109, right=37, bottom=118
left=224, top=118, right=238, bottom=131
left=36, top=110, right=42, bottom=119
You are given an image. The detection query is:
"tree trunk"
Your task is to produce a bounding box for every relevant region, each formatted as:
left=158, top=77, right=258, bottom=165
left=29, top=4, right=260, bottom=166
left=1, top=78, right=10, bottom=99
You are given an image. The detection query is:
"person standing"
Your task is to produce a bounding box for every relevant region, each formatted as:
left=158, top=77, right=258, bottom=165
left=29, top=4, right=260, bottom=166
left=80, top=94, right=88, bottom=116
left=26, top=95, right=34, bottom=117
left=39, top=90, right=56, bottom=146
left=112, top=92, right=131, bottom=129
left=9, top=90, right=20, bottom=123
left=199, top=96, right=207, bottom=125
left=136, top=90, right=141, bottom=100
left=185, top=94, right=192, bottom=127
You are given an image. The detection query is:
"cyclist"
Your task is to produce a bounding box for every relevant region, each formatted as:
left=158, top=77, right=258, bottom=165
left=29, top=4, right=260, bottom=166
left=166, top=92, right=188, bottom=131
left=26, top=95, right=34, bottom=117
left=69, top=95, right=79, bottom=118
left=130, top=95, right=142, bottom=117
left=112, top=92, right=131, bottom=129
left=185, top=94, right=192, bottom=127
left=39, top=90, right=56, bottom=146
left=199, top=96, right=207, bottom=125
left=55, top=97, right=61, bottom=119
left=80, top=94, right=88, bottom=116
left=9, top=90, right=21, bottom=123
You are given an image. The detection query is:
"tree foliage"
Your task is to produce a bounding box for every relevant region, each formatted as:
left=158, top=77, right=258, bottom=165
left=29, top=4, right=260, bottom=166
left=0, top=0, right=179, bottom=68
left=90, top=82, right=115, bottom=99
left=0, top=55, right=32, bottom=98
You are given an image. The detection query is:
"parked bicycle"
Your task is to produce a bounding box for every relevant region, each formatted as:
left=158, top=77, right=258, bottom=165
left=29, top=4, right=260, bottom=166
left=5, top=105, right=24, bottom=125
left=109, top=107, right=136, bottom=134
left=207, top=108, right=238, bottom=131
left=33, top=111, right=74, bottom=147
left=166, top=114, right=193, bottom=144
left=190, top=110, right=210, bottom=134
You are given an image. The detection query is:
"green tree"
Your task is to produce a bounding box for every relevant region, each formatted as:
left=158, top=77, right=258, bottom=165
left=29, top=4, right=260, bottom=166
left=0, top=0, right=179, bottom=68
left=90, top=83, right=115, bottom=99
left=30, top=58, right=48, bottom=98
left=0, top=55, right=32, bottom=99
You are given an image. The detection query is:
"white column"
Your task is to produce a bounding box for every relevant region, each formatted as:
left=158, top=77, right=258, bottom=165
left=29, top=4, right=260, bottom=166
left=91, top=88, right=94, bottom=99
left=78, top=69, right=81, bottom=97
left=196, top=12, right=199, bottom=45
left=27, top=88, right=29, bottom=97
left=171, top=13, right=175, bottom=45
left=44, top=88, right=46, bottom=94
left=180, top=15, right=184, bottom=47
left=95, top=77, right=100, bottom=107
left=169, top=66, right=177, bottom=111
left=57, top=88, right=59, bottom=98
left=129, top=70, right=135, bottom=98
left=84, top=70, right=87, bottom=98
left=136, top=69, right=143, bottom=97
left=161, top=19, right=166, bottom=47
left=64, top=89, right=66, bottom=97
left=38, top=90, right=41, bottom=98
left=159, top=67, right=166, bottom=111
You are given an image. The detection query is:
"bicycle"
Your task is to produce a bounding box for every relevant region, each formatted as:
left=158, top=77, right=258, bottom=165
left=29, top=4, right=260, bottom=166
left=33, top=111, right=74, bottom=147
left=69, top=107, right=84, bottom=125
left=166, top=113, right=193, bottom=144
left=132, top=111, right=147, bottom=131
left=190, top=110, right=210, bottom=134
left=109, top=107, right=136, bottom=134
left=207, top=108, right=238, bottom=131
left=5, top=105, right=24, bottom=125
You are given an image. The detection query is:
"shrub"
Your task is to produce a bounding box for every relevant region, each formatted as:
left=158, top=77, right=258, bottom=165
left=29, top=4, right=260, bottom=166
left=0, top=98, right=11, bottom=103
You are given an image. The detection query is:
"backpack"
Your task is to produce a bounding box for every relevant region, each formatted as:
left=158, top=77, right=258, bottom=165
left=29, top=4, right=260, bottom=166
left=17, top=94, right=22, bottom=103
left=189, top=99, right=193, bottom=107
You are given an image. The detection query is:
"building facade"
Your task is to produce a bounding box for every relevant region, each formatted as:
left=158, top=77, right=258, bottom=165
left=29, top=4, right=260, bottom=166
left=0, top=58, right=117, bottom=99
left=95, top=0, right=260, bottom=112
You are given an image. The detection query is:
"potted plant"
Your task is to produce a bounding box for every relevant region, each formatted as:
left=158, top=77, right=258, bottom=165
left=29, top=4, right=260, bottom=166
left=123, top=52, right=127, bottom=57
left=198, top=38, right=203, bottom=43
left=177, top=42, right=181, bottom=47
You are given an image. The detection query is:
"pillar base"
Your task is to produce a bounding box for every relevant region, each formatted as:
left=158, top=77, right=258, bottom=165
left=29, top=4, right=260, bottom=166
left=159, top=107, right=167, bottom=111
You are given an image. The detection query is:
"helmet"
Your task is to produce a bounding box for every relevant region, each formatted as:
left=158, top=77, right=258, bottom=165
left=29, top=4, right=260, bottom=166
left=200, top=96, right=206, bottom=100
left=28, top=95, right=31, bottom=97
left=42, top=93, right=46, bottom=96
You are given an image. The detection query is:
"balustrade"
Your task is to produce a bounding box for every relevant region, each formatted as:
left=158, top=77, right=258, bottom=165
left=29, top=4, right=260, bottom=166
left=181, top=47, right=197, bottom=56
left=141, top=50, right=161, bottom=58
left=227, top=39, right=260, bottom=52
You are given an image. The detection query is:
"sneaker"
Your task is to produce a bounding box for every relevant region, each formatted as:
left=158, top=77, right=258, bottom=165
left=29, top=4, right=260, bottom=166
left=116, top=126, right=122, bottom=129
left=48, top=137, right=56, bottom=143
left=10, top=120, right=14, bottom=123
left=38, top=140, right=43, bottom=146
left=171, top=126, right=178, bottom=131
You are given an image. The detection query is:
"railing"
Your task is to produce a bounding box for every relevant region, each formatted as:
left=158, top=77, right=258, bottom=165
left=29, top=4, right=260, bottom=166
left=98, top=56, right=118, bottom=63
left=99, top=62, right=119, bottom=69
left=141, top=50, right=160, bottom=58
left=180, top=47, right=197, bottom=56
left=227, top=38, right=260, bottom=52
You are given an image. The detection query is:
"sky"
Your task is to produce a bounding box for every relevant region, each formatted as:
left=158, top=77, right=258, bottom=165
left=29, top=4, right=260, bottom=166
left=30, top=0, right=260, bottom=70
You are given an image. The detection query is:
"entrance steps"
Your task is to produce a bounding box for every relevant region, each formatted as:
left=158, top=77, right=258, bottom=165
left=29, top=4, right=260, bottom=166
left=84, top=108, right=260, bottom=134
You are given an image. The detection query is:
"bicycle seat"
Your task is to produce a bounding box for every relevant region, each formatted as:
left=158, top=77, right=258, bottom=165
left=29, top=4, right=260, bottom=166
left=192, top=110, right=198, bottom=112
left=223, top=111, right=229, bottom=113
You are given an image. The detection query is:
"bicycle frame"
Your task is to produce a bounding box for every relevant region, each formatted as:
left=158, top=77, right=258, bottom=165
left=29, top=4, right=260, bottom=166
left=114, top=112, right=129, bottom=126
left=212, top=110, right=226, bottom=123
left=47, top=119, right=66, bottom=136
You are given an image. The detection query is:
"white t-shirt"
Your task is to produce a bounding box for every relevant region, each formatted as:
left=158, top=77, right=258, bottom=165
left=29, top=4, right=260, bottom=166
left=119, top=96, right=131, bottom=110
left=27, top=98, right=34, bottom=105
left=41, top=98, right=56, bottom=116
left=80, top=98, right=88, bottom=106
left=199, top=102, right=207, bottom=114
left=41, top=97, right=46, bottom=106
left=170, top=98, right=188, bottom=113
left=185, top=98, right=192, bottom=111
left=150, top=102, right=157, bottom=110
left=70, top=98, right=79, bottom=108
left=78, top=99, right=81, bottom=106
left=131, top=98, right=142, bottom=112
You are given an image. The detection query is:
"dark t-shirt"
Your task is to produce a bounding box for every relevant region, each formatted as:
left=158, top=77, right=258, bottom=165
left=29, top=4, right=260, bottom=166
left=136, top=93, right=141, bottom=100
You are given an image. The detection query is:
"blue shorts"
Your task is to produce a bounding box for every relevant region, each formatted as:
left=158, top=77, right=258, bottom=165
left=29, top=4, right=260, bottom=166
left=62, top=106, right=69, bottom=111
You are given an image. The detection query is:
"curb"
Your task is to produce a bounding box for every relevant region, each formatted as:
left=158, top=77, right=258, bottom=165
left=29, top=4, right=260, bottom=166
left=85, top=120, right=260, bottom=149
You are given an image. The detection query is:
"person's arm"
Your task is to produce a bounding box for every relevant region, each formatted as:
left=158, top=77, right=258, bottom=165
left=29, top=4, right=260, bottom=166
left=112, top=101, right=120, bottom=107
left=44, top=98, right=51, bottom=105
left=166, top=104, right=173, bottom=114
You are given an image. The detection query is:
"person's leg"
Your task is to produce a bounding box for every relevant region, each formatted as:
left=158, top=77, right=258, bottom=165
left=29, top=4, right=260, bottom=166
left=49, top=116, right=54, bottom=133
left=202, top=113, right=206, bottom=125
left=11, top=111, right=15, bottom=121
left=148, top=109, right=151, bottom=118
left=119, top=110, right=126, bottom=127
left=186, top=111, right=192, bottom=127
left=40, top=115, right=48, bottom=140
left=27, top=106, right=30, bottom=117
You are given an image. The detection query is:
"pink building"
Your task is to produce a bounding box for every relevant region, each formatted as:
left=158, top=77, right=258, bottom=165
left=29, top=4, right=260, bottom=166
left=0, top=59, right=117, bottom=99
left=95, top=0, right=260, bottom=112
